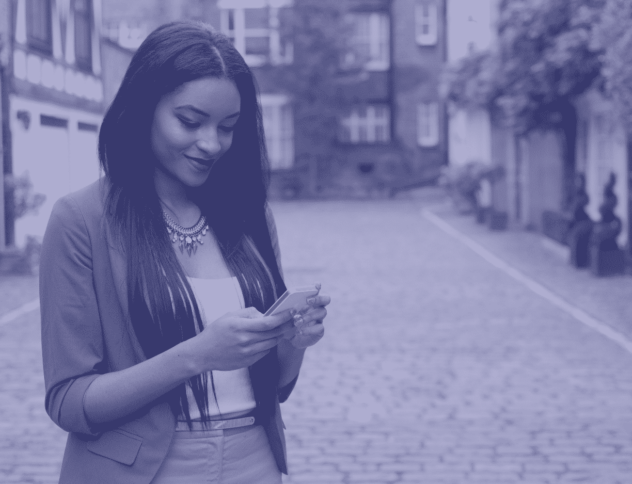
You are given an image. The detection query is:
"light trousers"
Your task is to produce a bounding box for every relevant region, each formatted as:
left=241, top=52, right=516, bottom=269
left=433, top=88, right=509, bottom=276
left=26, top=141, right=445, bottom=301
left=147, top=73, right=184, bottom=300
left=150, top=424, right=282, bottom=484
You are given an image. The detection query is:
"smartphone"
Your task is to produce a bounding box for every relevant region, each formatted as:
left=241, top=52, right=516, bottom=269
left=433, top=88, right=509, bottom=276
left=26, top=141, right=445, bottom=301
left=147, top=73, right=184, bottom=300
left=264, top=285, right=320, bottom=317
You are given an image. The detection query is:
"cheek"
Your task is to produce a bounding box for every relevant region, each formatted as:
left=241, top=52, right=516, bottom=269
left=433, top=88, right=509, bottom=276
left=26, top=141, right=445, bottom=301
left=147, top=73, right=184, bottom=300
left=221, top=133, right=235, bottom=154
left=152, top=118, right=187, bottom=157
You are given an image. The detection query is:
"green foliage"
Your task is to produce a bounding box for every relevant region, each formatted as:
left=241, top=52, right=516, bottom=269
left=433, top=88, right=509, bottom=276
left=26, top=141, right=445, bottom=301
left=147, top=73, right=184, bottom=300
left=439, top=161, right=504, bottom=213
left=443, top=0, right=605, bottom=134
left=270, top=0, right=352, bottom=160
left=441, top=50, right=499, bottom=110
left=4, top=172, right=46, bottom=220
left=593, top=0, right=632, bottom=133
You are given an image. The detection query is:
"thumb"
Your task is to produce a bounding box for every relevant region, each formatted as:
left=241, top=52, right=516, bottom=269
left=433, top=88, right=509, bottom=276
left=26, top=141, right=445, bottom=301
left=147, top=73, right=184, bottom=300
left=235, top=307, right=263, bottom=319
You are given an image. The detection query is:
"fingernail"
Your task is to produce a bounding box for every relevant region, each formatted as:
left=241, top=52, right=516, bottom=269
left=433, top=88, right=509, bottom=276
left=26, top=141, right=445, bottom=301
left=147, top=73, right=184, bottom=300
left=293, top=315, right=304, bottom=326
left=306, top=297, right=316, bottom=305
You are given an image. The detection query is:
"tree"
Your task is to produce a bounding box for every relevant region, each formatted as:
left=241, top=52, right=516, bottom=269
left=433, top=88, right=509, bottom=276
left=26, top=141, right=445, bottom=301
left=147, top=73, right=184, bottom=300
left=443, top=0, right=606, bottom=207
left=593, top=0, right=632, bottom=133
left=261, top=0, right=352, bottom=195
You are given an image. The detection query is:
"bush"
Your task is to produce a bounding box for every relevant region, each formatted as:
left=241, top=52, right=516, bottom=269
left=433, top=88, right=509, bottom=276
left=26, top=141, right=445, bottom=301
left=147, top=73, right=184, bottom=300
left=440, top=161, right=504, bottom=214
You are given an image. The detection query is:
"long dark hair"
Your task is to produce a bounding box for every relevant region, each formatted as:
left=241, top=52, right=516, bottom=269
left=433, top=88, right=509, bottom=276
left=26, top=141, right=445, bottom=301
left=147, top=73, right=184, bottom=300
left=98, top=21, right=286, bottom=425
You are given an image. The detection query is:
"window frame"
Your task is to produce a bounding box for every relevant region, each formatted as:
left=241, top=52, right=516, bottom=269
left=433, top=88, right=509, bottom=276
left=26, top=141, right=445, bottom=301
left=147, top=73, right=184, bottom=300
left=344, top=12, right=390, bottom=72
left=417, top=102, right=440, bottom=147
left=26, top=0, right=53, bottom=56
left=339, top=105, right=391, bottom=145
left=415, top=3, right=438, bottom=46
left=261, top=94, right=294, bottom=170
left=220, top=6, right=292, bottom=66
left=74, top=0, right=93, bottom=72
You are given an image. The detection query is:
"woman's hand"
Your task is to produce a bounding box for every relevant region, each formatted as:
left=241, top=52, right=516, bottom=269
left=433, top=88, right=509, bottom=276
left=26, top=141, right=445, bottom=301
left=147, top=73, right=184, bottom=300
left=286, top=293, right=331, bottom=349
left=185, top=307, right=295, bottom=372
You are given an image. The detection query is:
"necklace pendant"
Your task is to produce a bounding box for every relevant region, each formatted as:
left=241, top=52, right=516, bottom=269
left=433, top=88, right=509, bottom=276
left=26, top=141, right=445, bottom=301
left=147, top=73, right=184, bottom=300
left=163, top=211, right=209, bottom=257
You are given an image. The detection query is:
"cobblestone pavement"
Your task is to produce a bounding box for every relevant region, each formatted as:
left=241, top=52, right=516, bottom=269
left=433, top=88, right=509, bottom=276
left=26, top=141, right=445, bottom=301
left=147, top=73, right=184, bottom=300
left=0, top=276, right=66, bottom=484
left=274, top=194, right=632, bottom=484
left=2, top=192, right=632, bottom=483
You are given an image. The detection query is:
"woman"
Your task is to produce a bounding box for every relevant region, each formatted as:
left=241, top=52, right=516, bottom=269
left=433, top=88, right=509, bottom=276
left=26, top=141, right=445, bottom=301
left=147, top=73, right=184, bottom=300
left=40, top=21, right=329, bottom=484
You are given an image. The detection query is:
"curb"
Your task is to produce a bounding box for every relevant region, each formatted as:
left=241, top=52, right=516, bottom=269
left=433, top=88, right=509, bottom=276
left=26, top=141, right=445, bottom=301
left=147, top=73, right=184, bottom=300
left=0, top=299, right=40, bottom=326
left=422, top=208, right=632, bottom=356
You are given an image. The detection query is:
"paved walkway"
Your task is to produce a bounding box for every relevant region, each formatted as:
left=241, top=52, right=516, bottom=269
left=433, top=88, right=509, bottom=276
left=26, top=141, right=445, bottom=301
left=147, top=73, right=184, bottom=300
left=0, top=276, right=65, bottom=484
left=274, top=193, right=632, bottom=483
left=1, top=191, right=632, bottom=483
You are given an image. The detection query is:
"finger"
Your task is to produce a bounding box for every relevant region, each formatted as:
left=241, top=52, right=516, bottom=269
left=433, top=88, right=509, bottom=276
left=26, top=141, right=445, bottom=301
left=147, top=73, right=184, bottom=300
left=245, top=336, right=283, bottom=355
left=234, top=307, right=264, bottom=319
left=298, top=307, right=327, bottom=324
left=295, top=322, right=325, bottom=338
left=306, top=294, right=331, bottom=307
left=246, top=311, right=295, bottom=333
left=302, top=324, right=324, bottom=336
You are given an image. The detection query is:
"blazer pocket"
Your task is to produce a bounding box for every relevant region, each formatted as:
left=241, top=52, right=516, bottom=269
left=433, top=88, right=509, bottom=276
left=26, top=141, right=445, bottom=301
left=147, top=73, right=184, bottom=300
left=86, top=429, right=143, bottom=466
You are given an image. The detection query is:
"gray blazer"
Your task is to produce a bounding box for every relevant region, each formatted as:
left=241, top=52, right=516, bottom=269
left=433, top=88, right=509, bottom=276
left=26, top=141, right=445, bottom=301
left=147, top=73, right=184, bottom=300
left=40, top=179, right=295, bottom=483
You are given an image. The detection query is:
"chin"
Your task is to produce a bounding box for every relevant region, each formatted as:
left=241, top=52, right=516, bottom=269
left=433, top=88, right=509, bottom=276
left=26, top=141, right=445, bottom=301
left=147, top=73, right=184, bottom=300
left=184, top=174, right=211, bottom=188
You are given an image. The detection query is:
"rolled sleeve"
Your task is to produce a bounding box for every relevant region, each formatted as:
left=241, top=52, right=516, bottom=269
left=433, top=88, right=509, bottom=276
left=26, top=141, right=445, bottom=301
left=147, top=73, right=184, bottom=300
left=40, top=196, right=105, bottom=437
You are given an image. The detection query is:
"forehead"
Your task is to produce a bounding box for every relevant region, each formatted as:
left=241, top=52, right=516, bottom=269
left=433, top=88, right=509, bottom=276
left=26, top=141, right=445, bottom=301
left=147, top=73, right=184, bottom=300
left=167, top=77, right=241, bottom=114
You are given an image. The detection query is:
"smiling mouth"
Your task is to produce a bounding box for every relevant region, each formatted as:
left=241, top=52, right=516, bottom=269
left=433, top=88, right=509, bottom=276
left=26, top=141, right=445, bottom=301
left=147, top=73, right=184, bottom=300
left=185, top=155, right=214, bottom=169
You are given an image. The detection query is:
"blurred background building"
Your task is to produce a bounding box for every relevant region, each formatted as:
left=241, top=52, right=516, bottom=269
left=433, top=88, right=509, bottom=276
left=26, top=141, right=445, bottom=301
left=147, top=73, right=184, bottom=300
left=2, top=0, right=632, bottom=272
left=442, top=0, right=631, bottom=266
left=1, top=0, right=109, bottom=251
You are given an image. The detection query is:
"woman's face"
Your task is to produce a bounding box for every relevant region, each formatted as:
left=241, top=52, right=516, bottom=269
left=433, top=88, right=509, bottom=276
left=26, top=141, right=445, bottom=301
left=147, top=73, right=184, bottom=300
left=150, top=76, right=241, bottom=189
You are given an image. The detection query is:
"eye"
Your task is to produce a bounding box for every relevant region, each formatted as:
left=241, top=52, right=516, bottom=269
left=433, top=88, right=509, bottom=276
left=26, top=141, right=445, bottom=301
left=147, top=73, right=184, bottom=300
left=219, top=124, right=237, bottom=133
left=178, top=117, right=200, bottom=129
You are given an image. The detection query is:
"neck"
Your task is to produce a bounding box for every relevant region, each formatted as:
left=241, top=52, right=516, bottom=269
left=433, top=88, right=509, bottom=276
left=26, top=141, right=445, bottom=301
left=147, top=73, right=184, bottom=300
left=154, top=169, right=199, bottom=225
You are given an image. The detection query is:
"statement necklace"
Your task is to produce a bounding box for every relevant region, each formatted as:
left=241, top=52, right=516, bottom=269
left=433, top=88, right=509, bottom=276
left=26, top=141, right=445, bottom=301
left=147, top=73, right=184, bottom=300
left=163, top=211, right=209, bottom=256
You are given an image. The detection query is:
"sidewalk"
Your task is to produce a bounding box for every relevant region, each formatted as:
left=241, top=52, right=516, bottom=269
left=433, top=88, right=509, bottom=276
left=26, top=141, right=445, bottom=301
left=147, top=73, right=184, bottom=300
left=274, top=194, right=632, bottom=484
left=0, top=275, right=39, bottom=320
left=421, top=194, right=632, bottom=344
left=2, top=191, right=632, bottom=483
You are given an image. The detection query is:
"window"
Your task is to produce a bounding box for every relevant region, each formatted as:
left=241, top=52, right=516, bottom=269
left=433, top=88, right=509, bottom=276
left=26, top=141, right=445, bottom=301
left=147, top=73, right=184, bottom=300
left=417, top=102, right=439, bottom=147
left=41, top=114, right=68, bottom=128
left=261, top=95, right=294, bottom=170
left=74, top=0, right=93, bottom=72
left=220, top=2, right=292, bottom=66
left=340, top=105, right=390, bottom=144
left=415, top=3, right=438, bottom=46
left=26, top=0, right=52, bottom=55
left=344, top=13, right=390, bottom=71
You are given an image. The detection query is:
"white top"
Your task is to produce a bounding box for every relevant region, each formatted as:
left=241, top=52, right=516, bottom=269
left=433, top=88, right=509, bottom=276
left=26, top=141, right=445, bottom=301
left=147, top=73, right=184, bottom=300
left=181, top=276, right=257, bottom=421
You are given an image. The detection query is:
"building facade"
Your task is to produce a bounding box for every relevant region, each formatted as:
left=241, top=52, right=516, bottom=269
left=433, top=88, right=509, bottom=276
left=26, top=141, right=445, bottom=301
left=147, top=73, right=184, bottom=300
left=101, top=0, right=448, bottom=198
left=445, top=0, right=630, bottom=253
left=2, top=0, right=107, bottom=249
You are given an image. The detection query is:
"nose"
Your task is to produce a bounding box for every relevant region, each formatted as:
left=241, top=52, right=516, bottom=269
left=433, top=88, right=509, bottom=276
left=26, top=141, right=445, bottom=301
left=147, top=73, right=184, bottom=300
left=195, top=127, right=222, bottom=157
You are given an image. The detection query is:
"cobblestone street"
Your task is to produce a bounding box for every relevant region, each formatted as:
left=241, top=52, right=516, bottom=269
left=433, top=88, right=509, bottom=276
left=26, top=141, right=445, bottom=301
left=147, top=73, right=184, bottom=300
left=2, top=191, right=632, bottom=483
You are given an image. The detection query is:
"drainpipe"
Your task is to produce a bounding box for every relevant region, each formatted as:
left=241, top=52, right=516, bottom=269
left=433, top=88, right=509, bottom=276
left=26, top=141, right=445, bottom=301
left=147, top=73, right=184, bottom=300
left=1, top=2, right=14, bottom=248
left=0, top=64, right=5, bottom=249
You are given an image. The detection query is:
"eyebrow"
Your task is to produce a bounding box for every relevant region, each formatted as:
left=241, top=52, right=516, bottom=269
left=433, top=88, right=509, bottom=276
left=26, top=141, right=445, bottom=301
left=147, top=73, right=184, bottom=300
left=175, top=105, right=240, bottom=120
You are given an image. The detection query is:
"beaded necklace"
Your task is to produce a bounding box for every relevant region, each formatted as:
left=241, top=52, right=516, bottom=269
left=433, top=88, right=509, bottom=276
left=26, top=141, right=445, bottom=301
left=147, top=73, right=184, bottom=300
left=163, top=211, right=209, bottom=256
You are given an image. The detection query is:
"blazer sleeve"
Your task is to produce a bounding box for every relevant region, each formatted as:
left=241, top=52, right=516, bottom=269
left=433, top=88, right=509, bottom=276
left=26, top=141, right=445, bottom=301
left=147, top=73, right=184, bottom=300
left=40, top=195, right=105, bottom=437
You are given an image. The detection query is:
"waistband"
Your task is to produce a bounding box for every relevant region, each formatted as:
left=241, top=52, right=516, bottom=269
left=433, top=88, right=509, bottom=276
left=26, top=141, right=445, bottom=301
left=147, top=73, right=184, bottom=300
left=176, top=415, right=256, bottom=432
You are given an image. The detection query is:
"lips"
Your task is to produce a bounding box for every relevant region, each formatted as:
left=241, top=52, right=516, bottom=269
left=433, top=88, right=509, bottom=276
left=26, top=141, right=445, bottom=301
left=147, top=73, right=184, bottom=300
left=184, top=155, right=214, bottom=171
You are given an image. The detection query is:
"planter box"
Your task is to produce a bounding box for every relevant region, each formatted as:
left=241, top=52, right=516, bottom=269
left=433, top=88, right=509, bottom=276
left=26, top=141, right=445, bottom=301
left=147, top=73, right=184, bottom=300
left=590, top=247, right=625, bottom=276
left=542, top=211, right=571, bottom=245
left=568, top=222, right=592, bottom=268
left=0, top=248, right=36, bottom=275
left=487, top=210, right=508, bottom=231
left=476, top=207, right=490, bottom=224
